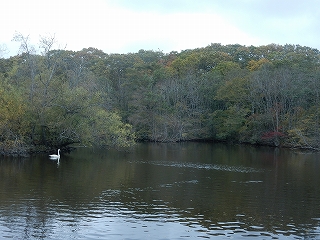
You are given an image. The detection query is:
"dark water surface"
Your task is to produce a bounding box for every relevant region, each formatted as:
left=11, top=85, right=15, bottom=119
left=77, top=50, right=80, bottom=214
left=1, top=142, right=320, bottom=239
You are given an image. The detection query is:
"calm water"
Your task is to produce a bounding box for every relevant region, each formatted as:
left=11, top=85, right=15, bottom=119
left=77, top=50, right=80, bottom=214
left=1, top=142, right=320, bottom=239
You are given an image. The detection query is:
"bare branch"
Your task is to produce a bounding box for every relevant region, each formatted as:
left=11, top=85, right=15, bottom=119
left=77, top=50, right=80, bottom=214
left=12, top=32, right=36, bottom=55
left=0, top=44, right=8, bottom=58
left=39, top=34, right=56, bottom=55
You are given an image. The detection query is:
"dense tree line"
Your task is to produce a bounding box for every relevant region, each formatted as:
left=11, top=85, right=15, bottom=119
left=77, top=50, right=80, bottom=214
left=0, top=35, right=319, bottom=155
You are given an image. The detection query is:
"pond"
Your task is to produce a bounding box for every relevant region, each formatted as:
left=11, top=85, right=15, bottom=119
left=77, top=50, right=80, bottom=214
left=0, top=142, right=320, bottom=239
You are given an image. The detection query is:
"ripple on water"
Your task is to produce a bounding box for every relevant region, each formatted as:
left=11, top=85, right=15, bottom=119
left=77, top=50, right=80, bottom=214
left=131, top=160, right=263, bottom=173
left=93, top=185, right=298, bottom=239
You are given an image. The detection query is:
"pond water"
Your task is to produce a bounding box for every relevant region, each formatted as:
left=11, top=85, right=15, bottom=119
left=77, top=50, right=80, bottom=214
left=1, top=142, right=320, bottom=239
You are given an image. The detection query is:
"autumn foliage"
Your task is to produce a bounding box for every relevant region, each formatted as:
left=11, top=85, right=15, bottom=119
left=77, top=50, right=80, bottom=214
left=0, top=37, right=320, bottom=154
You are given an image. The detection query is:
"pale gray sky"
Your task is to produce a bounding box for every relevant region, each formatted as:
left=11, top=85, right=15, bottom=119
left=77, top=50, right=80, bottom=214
left=1, top=0, right=319, bottom=57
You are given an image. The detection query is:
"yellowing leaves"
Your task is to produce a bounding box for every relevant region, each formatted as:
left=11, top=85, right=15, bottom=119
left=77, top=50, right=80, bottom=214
left=0, top=84, right=26, bottom=128
left=247, top=58, right=270, bottom=71
left=92, top=109, right=136, bottom=148
left=0, top=81, right=28, bottom=154
left=215, top=77, right=250, bottom=105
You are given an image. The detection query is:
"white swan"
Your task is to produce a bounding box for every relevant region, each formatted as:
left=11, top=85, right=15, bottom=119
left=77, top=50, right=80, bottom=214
left=49, top=149, right=60, bottom=160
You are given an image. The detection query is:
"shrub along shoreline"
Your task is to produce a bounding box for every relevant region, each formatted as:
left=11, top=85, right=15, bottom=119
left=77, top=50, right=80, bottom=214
left=1, top=36, right=319, bottom=156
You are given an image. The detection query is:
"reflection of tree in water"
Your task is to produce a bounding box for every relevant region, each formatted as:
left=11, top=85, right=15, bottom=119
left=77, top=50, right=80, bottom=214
left=111, top=144, right=320, bottom=238
left=1, top=144, right=320, bottom=239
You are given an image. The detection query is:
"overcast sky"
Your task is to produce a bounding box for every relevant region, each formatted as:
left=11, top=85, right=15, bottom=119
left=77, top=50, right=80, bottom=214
left=1, top=0, right=320, bottom=57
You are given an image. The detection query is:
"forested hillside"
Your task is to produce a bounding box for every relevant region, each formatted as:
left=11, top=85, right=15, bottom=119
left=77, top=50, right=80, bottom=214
left=1, top=34, right=319, bottom=155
